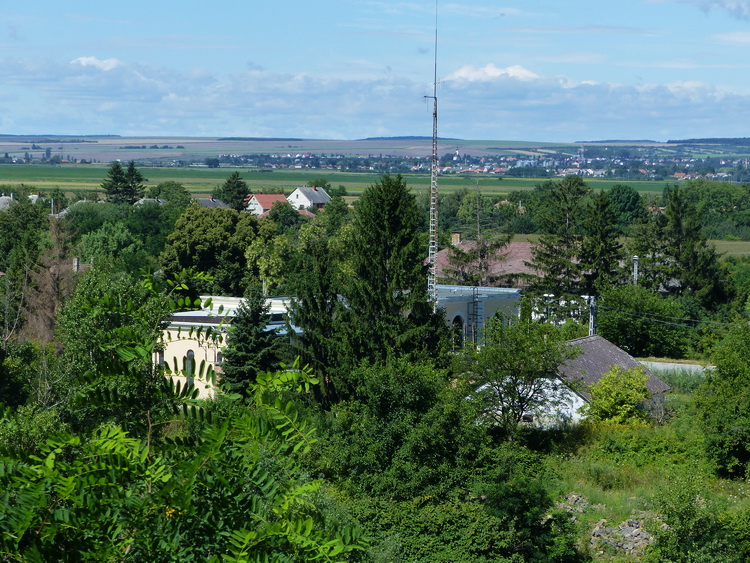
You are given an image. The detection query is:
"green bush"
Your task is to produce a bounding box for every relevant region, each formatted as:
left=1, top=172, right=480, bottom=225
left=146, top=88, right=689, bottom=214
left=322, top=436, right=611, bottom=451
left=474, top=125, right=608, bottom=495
left=695, top=324, right=750, bottom=478
left=581, top=365, right=650, bottom=424
left=645, top=471, right=742, bottom=562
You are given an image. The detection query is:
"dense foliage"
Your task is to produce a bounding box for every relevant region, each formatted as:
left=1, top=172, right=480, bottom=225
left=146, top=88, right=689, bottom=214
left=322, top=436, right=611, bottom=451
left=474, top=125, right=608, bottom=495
left=4, top=166, right=750, bottom=560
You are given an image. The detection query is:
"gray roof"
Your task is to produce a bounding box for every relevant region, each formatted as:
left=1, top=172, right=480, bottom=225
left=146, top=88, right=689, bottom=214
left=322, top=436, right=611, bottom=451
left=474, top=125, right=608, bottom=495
left=134, top=198, right=166, bottom=205
left=195, top=198, right=230, bottom=209
left=292, top=187, right=331, bottom=205
left=557, top=335, right=670, bottom=401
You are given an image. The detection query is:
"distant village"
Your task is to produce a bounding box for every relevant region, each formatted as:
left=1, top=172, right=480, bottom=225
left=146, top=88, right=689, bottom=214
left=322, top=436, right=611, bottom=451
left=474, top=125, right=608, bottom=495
left=5, top=139, right=750, bottom=182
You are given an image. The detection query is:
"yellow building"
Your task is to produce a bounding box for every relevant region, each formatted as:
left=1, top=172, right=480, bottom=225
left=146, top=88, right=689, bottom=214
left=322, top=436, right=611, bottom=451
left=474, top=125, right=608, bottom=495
left=157, top=295, right=294, bottom=399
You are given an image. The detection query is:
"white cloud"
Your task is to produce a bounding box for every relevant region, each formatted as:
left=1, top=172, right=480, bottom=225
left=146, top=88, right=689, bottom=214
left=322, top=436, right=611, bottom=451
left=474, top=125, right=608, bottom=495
left=4, top=54, right=750, bottom=142
left=716, top=30, right=750, bottom=43
left=446, top=63, right=539, bottom=82
left=687, top=0, right=750, bottom=18
left=70, top=56, right=120, bottom=71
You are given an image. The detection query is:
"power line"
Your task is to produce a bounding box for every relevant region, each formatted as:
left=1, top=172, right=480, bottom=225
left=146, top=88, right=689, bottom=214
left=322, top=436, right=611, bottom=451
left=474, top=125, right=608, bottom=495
left=597, top=305, right=733, bottom=334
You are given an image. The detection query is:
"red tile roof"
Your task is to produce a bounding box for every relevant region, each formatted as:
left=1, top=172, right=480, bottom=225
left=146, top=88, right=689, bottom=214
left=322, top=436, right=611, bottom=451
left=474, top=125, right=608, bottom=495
left=250, top=193, right=287, bottom=211
left=435, top=240, right=538, bottom=286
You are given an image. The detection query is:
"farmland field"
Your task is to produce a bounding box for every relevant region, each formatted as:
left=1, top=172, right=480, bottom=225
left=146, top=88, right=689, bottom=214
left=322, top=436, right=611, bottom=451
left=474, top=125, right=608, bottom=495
left=0, top=164, right=669, bottom=198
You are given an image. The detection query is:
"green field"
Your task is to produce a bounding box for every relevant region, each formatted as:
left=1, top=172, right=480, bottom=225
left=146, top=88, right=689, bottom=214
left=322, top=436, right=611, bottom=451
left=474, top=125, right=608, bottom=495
left=0, top=164, right=670, bottom=197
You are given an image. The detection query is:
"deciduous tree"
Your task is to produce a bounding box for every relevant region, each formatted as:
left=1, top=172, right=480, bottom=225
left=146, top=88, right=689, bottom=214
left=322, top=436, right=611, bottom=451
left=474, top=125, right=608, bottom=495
left=160, top=206, right=259, bottom=295
left=597, top=284, right=689, bottom=358
left=696, top=323, right=750, bottom=478
left=453, top=318, right=579, bottom=434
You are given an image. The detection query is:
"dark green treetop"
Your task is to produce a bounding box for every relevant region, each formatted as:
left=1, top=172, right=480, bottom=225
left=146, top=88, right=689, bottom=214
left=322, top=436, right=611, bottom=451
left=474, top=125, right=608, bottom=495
left=528, top=174, right=591, bottom=305
left=212, top=171, right=248, bottom=211
left=101, top=160, right=145, bottom=204
left=220, top=285, right=284, bottom=395
left=607, top=183, right=645, bottom=233
left=341, top=174, right=449, bottom=368
left=580, top=190, right=624, bottom=295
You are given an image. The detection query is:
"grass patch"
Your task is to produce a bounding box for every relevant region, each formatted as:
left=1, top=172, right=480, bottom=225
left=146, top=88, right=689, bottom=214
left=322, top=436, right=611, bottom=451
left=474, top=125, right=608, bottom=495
left=541, top=395, right=718, bottom=552
left=655, top=367, right=707, bottom=394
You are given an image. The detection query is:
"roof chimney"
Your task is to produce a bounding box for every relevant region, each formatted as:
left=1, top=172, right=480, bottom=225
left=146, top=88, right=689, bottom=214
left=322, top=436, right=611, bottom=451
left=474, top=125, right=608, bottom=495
left=451, top=232, right=462, bottom=245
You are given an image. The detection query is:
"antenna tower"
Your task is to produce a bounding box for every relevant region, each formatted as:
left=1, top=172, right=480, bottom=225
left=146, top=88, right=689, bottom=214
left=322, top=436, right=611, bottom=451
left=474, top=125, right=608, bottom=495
left=427, top=3, right=439, bottom=310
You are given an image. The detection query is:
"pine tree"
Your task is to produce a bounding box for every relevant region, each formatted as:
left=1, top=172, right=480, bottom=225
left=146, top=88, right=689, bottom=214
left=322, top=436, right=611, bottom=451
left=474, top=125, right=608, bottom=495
left=213, top=171, right=248, bottom=211
left=287, top=224, right=344, bottom=402
left=529, top=175, right=591, bottom=299
left=663, top=186, right=730, bottom=306
left=101, top=161, right=127, bottom=203
left=101, top=160, right=145, bottom=204
left=221, top=286, right=282, bottom=394
left=628, top=197, right=671, bottom=291
left=580, top=190, right=623, bottom=295
left=340, top=174, right=448, bottom=370
left=123, top=160, right=145, bottom=203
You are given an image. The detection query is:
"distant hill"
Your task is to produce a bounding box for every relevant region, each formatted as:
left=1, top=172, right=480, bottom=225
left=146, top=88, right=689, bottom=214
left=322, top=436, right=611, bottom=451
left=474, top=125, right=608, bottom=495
left=218, top=137, right=305, bottom=142
left=0, top=134, right=117, bottom=143
left=667, top=137, right=750, bottom=145
left=577, top=139, right=659, bottom=144
left=360, top=136, right=461, bottom=141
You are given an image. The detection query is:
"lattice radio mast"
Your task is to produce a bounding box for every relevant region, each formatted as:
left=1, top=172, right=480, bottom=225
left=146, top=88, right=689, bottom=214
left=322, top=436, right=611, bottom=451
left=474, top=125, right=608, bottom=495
left=426, top=3, right=439, bottom=310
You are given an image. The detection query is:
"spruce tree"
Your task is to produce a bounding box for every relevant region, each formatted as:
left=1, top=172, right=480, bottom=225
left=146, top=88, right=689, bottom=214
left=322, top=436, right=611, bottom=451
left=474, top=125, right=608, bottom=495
left=101, top=161, right=127, bottom=204
left=341, top=174, right=448, bottom=371
left=213, top=171, right=248, bottom=211
left=528, top=175, right=590, bottom=300
left=628, top=197, right=670, bottom=291
left=580, top=190, right=623, bottom=295
left=102, top=161, right=145, bottom=204
left=663, top=186, right=730, bottom=307
left=220, top=286, right=282, bottom=394
left=287, top=224, right=344, bottom=402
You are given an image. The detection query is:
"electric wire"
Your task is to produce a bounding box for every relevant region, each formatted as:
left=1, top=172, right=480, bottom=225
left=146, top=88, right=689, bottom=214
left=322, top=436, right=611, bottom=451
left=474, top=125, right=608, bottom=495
left=597, top=305, right=734, bottom=334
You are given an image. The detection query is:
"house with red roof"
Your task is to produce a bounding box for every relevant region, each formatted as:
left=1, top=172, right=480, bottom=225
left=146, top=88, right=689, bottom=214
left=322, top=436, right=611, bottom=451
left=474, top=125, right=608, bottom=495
left=245, top=193, right=288, bottom=215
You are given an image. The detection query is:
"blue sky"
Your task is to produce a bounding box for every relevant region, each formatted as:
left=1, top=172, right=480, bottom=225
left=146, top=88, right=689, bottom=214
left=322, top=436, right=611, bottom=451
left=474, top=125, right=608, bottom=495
left=4, top=1, right=750, bottom=142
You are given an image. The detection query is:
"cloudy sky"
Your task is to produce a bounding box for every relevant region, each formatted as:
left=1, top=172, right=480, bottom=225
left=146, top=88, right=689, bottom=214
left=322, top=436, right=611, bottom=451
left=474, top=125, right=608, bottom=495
left=3, top=1, right=750, bottom=142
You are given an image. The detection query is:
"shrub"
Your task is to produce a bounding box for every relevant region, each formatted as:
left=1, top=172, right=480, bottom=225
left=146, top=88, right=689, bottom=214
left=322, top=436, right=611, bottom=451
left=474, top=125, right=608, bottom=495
left=581, top=365, right=650, bottom=424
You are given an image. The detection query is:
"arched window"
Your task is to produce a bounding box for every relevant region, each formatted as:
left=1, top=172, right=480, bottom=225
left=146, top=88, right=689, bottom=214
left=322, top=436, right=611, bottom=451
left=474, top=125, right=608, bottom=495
left=186, top=350, right=195, bottom=385
left=452, top=316, right=465, bottom=350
